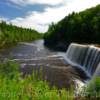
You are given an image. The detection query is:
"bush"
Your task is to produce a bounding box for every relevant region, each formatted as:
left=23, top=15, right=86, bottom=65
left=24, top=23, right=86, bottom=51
left=0, top=61, right=74, bottom=100
left=83, top=77, right=100, bottom=99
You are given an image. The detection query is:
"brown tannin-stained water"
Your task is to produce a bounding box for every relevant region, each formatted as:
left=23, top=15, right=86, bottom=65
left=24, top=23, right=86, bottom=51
left=0, top=40, right=88, bottom=89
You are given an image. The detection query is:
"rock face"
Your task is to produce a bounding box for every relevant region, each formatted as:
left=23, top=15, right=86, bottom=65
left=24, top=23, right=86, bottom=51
left=65, top=43, right=100, bottom=77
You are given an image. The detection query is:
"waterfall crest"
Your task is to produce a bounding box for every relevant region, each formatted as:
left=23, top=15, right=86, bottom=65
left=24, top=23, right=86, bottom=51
left=66, top=43, right=100, bottom=77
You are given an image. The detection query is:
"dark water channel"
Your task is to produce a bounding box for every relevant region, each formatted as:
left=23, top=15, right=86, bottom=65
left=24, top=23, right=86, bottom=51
left=0, top=40, right=88, bottom=89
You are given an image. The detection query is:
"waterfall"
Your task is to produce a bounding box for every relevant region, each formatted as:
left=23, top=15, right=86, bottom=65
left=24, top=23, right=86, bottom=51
left=93, top=63, right=100, bottom=77
left=66, top=43, right=100, bottom=77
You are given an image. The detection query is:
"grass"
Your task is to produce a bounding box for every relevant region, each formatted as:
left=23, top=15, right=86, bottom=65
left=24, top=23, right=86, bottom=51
left=0, top=61, right=100, bottom=100
left=0, top=61, right=74, bottom=100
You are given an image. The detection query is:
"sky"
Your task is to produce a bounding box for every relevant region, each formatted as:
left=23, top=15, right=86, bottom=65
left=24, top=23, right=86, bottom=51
left=0, top=0, right=100, bottom=33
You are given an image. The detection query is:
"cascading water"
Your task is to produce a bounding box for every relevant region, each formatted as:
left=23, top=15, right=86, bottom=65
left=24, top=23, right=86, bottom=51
left=93, top=63, right=100, bottom=77
left=66, top=43, right=100, bottom=77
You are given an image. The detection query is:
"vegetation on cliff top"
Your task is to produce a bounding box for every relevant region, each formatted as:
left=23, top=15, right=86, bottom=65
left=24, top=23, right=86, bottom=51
left=44, top=4, right=100, bottom=51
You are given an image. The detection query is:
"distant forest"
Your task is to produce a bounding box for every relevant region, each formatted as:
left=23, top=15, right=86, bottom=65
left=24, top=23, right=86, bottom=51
left=44, top=4, right=100, bottom=51
left=0, top=21, right=42, bottom=48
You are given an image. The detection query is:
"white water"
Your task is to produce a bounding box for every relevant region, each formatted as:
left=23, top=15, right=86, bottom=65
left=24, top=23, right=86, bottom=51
left=65, top=43, right=100, bottom=77
left=93, top=63, right=100, bottom=77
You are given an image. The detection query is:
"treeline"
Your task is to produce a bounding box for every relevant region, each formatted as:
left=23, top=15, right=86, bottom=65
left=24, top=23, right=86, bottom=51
left=44, top=4, right=100, bottom=51
left=0, top=21, right=42, bottom=48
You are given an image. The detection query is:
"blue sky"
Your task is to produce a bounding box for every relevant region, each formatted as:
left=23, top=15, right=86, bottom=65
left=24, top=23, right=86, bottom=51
left=0, top=0, right=54, bottom=19
left=0, top=0, right=100, bottom=32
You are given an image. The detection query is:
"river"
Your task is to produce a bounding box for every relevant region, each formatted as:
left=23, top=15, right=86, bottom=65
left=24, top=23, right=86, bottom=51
left=0, top=39, right=88, bottom=89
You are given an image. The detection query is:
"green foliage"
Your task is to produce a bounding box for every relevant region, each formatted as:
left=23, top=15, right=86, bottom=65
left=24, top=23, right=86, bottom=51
left=0, top=61, right=19, bottom=78
left=0, top=21, right=43, bottom=49
left=84, top=77, right=100, bottom=98
left=0, top=61, right=100, bottom=99
left=0, top=61, right=75, bottom=100
left=44, top=4, right=100, bottom=49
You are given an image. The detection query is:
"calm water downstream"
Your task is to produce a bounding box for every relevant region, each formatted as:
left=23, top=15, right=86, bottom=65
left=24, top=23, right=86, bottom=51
left=0, top=40, right=88, bottom=89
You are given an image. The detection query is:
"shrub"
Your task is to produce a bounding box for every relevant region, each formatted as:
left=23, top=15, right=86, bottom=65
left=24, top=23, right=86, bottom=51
left=0, top=61, right=75, bottom=100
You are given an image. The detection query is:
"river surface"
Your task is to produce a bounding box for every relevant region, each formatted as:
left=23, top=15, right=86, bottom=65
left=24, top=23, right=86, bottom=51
left=0, top=40, right=88, bottom=89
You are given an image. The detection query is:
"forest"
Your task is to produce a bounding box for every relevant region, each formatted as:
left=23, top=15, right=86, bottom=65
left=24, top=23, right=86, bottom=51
left=44, top=4, right=100, bottom=51
left=0, top=21, right=42, bottom=49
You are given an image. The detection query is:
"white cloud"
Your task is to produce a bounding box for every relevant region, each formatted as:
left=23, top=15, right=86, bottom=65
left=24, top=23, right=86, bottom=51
left=9, top=0, right=63, bottom=6
left=0, top=17, right=8, bottom=22
left=4, top=0, right=100, bottom=32
left=10, top=6, right=68, bottom=32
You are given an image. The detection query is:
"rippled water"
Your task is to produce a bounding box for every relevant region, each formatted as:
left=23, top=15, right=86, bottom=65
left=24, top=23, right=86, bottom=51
left=0, top=40, right=88, bottom=89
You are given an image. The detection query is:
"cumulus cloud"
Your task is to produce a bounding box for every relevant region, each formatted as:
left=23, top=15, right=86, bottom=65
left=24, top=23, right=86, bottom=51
left=10, top=5, right=68, bottom=32
left=9, top=0, right=63, bottom=6
left=3, top=0, right=100, bottom=32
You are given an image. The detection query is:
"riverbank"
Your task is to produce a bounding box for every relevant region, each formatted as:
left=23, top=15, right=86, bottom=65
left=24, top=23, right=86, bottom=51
left=0, top=21, right=43, bottom=49
left=0, top=60, right=100, bottom=100
left=0, top=61, right=75, bottom=100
